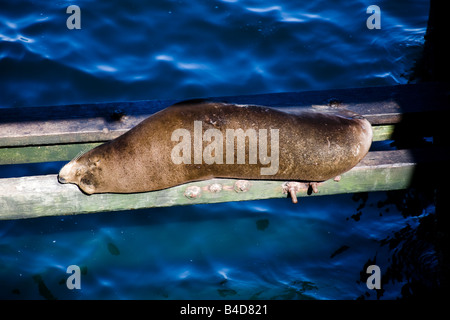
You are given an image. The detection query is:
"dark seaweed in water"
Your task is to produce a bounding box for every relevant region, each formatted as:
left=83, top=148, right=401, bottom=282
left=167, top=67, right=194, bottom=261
left=330, top=245, right=350, bottom=259
left=356, top=188, right=446, bottom=300
left=33, top=274, right=57, bottom=300
left=107, top=242, right=121, bottom=256
left=256, top=219, right=269, bottom=231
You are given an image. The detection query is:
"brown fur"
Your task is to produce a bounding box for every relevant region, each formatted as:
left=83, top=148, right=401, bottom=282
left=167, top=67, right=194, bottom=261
left=58, top=100, right=373, bottom=194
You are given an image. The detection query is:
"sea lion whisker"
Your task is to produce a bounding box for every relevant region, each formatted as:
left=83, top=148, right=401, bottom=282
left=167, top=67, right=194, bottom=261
left=73, top=146, right=92, bottom=162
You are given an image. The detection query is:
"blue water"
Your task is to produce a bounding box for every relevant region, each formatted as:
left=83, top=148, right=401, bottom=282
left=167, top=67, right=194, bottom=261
left=0, top=0, right=436, bottom=300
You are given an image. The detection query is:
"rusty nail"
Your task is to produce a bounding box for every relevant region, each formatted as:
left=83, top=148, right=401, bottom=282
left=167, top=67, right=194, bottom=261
left=110, top=109, right=127, bottom=121
left=289, top=188, right=298, bottom=204
left=309, top=182, right=319, bottom=194
left=282, top=182, right=302, bottom=204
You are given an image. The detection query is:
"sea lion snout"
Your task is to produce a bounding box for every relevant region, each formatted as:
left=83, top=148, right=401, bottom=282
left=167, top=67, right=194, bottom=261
left=58, top=161, right=86, bottom=185
left=58, top=161, right=75, bottom=184
left=57, top=175, right=66, bottom=184
left=58, top=155, right=104, bottom=194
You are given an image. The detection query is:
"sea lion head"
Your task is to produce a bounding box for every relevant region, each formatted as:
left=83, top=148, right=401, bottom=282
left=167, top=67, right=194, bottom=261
left=58, top=150, right=103, bottom=195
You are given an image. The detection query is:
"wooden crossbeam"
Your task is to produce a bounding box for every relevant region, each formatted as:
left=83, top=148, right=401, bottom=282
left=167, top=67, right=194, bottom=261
left=0, top=125, right=395, bottom=165
left=1, top=83, right=448, bottom=149
left=1, top=148, right=448, bottom=220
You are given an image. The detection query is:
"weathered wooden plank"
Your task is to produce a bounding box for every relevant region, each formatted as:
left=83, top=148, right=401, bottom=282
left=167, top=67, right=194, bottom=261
left=1, top=83, right=448, bottom=148
left=0, top=142, right=103, bottom=165
left=0, top=124, right=393, bottom=165
left=1, top=148, right=447, bottom=220
left=372, top=125, right=395, bottom=142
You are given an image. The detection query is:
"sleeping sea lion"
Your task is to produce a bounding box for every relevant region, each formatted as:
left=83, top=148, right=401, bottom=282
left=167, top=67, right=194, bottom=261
left=58, top=100, right=373, bottom=196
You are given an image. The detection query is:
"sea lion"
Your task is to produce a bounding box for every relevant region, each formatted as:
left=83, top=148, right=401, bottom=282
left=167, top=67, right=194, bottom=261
left=58, top=100, right=373, bottom=195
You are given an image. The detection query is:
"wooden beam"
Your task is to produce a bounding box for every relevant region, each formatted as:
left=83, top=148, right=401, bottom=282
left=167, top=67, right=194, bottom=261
left=2, top=82, right=447, bottom=165
left=1, top=83, right=448, bottom=148
left=0, top=142, right=102, bottom=165
left=1, top=148, right=447, bottom=220
left=0, top=125, right=393, bottom=165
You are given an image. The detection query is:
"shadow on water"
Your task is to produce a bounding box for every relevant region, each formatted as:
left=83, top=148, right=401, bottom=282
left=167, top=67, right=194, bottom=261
left=355, top=0, right=450, bottom=300
left=356, top=188, right=443, bottom=300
